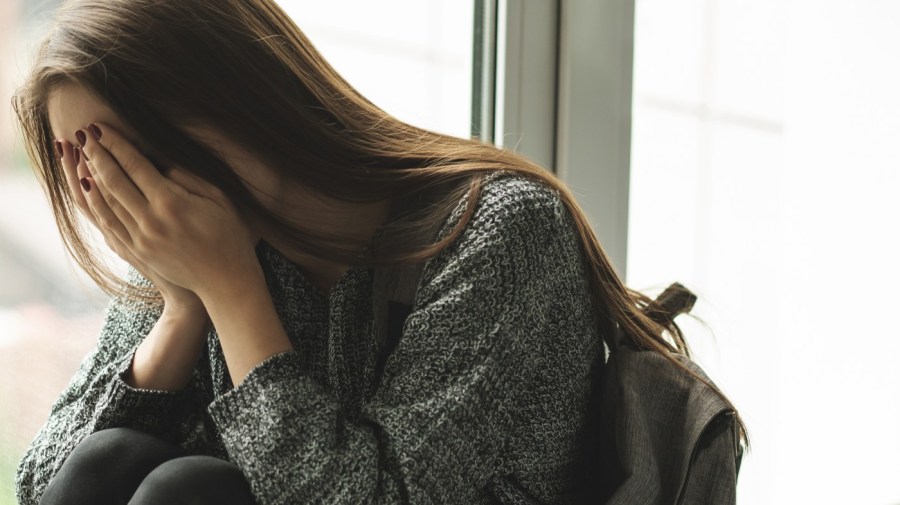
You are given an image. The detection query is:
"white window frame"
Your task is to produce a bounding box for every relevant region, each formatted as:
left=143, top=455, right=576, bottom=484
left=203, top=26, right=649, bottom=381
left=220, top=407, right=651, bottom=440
left=474, top=0, right=635, bottom=276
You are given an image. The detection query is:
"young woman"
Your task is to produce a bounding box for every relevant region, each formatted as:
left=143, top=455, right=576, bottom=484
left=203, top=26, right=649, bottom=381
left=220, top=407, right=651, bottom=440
left=11, top=1, right=742, bottom=504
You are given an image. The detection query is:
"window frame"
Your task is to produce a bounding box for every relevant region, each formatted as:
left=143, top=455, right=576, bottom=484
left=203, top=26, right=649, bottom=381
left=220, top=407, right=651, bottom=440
left=474, top=0, right=635, bottom=276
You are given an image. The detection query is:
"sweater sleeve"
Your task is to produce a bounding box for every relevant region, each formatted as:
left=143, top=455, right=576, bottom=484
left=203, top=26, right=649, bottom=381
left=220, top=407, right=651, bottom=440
left=15, top=267, right=207, bottom=505
left=206, top=178, right=585, bottom=504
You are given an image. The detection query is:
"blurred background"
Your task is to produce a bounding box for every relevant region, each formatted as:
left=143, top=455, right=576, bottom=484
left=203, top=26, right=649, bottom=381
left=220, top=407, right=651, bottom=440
left=1, top=0, right=898, bottom=504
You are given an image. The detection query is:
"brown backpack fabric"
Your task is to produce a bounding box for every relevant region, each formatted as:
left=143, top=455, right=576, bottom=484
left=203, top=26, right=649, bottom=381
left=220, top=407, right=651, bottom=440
left=594, top=285, right=744, bottom=504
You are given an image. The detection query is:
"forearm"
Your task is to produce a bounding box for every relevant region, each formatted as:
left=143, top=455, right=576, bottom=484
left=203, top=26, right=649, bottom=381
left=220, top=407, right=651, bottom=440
left=124, top=306, right=210, bottom=392
left=198, top=264, right=294, bottom=388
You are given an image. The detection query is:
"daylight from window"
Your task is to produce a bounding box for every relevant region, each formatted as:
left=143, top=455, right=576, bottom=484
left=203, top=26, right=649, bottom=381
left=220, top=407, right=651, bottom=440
left=628, top=1, right=900, bottom=504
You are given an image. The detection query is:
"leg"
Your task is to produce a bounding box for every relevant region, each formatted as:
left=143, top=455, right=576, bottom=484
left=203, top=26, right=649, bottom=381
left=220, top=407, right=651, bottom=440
left=40, top=427, right=186, bottom=505
left=128, top=455, right=257, bottom=505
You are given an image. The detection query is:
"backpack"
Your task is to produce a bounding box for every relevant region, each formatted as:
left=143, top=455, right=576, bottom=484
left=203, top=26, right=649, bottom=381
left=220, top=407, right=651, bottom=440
left=368, top=182, right=743, bottom=504
left=592, top=283, right=744, bottom=504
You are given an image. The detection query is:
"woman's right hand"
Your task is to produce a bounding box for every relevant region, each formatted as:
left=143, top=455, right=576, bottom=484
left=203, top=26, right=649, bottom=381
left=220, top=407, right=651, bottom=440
left=58, top=138, right=211, bottom=391
left=57, top=139, right=207, bottom=319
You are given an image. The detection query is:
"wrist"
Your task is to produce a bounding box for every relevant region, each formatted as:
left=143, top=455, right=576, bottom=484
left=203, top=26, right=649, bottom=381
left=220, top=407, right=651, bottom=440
left=196, top=260, right=267, bottom=308
left=198, top=265, right=292, bottom=387
left=161, top=302, right=209, bottom=330
left=127, top=306, right=210, bottom=392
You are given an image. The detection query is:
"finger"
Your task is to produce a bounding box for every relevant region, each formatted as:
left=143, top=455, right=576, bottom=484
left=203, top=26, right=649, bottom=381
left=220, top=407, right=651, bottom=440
left=79, top=144, right=139, bottom=233
left=80, top=176, right=133, bottom=247
left=83, top=156, right=140, bottom=232
left=102, top=222, right=134, bottom=264
left=84, top=122, right=168, bottom=198
left=77, top=123, right=157, bottom=218
left=57, top=139, right=96, bottom=227
left=74, top=144, right=90, bottom=180
left=102, top=225, right=162, bottom=294
left=103, top=229, right=151, bottom=281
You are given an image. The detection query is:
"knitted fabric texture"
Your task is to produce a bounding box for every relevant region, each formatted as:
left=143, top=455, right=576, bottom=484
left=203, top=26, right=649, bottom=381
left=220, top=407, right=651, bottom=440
left=15, top=170, right=603, bottom=504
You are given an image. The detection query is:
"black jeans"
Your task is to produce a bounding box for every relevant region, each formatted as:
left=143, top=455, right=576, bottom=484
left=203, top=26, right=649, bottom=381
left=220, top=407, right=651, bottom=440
left=39, top=427, right=257, bottom=505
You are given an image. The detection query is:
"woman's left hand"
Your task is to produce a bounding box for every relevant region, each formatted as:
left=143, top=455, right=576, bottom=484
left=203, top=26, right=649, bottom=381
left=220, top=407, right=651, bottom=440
left=77, top=122, right=262, bottom=299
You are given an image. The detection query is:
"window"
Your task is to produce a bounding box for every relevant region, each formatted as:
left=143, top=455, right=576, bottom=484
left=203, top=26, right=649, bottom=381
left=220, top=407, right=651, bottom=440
left=278, top=1, right=474, bottom=139
left=628, top=1, right=900, bottom=503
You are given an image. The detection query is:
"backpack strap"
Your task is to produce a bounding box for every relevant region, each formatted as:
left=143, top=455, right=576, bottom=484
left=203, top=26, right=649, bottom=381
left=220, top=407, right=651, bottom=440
left=612, top=282, right=698, bottom=350
left=644, top=282, right=697, bottom=326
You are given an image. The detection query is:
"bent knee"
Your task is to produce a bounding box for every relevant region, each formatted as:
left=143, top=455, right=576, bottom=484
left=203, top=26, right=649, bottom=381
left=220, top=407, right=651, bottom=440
left=58, top=427, right=184, bottom=487
left=130, top=456, right=256, bottom=505
left=41, top=428, right=182, bottom=505
left=65, top=427, right=146, bottom=470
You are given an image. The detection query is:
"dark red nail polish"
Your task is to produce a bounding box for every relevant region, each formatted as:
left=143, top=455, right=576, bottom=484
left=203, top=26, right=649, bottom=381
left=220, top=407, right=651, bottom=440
left=88, top=123, right=102, bottom=140
left=55, top=140, right=63, bottom=159
left=74, top=148, right=80, bottom=164
left=75, top=130, right=86, bottom=146
left=80, top=177, right=91, bottom=192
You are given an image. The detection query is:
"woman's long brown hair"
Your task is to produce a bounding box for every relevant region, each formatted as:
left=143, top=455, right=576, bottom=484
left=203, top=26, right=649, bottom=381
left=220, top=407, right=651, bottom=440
left=11, top=0, right=747, bottom=446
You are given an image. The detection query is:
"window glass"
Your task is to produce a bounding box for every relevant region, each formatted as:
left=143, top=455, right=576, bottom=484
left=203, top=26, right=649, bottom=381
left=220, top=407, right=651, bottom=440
left=628, top=1, right=900, bottom=503
left=279, top=1, right=474, bottom=138
left=0, top=2, right=474, bottom=502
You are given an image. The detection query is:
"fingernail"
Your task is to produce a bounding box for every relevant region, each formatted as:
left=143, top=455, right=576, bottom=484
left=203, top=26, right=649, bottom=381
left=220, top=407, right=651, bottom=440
left=75, top=130, right=86, bottom=146
left=55, top=140, right=63, bottom=159
left=74, top=148, right=80, bottom=164
left=80, top=177, right=91, bottom=192
left=88, top=123, right=102, bottom=140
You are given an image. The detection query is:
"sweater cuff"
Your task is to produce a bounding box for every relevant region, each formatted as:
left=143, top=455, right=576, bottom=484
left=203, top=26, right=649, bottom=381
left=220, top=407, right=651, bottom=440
left=112, top=344, right=184, bottom=396
left=205, top=350, right=321, bottom=430
left=94, top=344, right=196, bottom=440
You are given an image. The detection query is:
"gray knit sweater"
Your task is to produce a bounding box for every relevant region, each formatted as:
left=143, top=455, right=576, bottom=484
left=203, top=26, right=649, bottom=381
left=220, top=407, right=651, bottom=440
left=15, top=170, right=603, bottom=504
